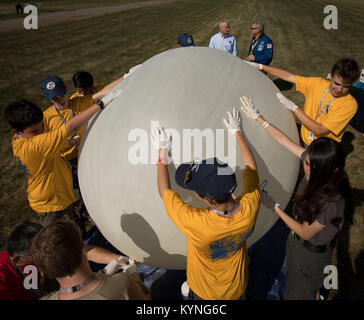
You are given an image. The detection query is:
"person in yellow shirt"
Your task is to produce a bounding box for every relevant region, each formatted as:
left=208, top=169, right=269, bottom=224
left=41, top=75, right=123, bottom=189
left=151, top=101, right=261, bottom=300
left=70, top=71, right=106, bottom=99
left=3, top=89, right=120, bottom=226
left=246, top=58, right=360, bottom=146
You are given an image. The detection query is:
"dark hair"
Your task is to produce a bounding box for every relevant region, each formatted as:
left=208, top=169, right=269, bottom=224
left=293, top=138, right=353, bottom=225
left=330, top=58, right=360, bottom=84
left=72, top=71, right=94, bottom=89
left=6, top=222, right=43, bottom=257
left=198, top=193, right=231, bottom=204
left=3, top=100, right=43, bottom=131
left=31, top=220, right=84, bottom=279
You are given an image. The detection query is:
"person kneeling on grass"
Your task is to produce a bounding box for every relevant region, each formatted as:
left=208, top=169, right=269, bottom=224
left=3, top=89, right=120, bottom=227
left=151, top=105, right=260, bottom=300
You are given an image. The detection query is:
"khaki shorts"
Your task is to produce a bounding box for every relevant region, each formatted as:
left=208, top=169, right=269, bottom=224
left=34, top=203, right=76, bottom=227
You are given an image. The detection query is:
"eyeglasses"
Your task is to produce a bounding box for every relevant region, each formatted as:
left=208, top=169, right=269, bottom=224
left=250, top=27, right=258, bottom=30
left=184, top=162, right=195, bottom=184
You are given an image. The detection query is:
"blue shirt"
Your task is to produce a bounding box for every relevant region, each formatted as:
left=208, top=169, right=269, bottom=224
left=209, top=32, right=238, bottom=56
left=248, top=33, right=273, bottom=65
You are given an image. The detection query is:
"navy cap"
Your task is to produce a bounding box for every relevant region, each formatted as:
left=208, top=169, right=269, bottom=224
left=41, top=76, right=67, bottom=101
left=175, top=157, right=237, bottom=201
left=177, top=33, right=195, bottom=47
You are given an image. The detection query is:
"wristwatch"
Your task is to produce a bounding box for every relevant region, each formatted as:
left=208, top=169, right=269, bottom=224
left=96, top=99, right=105, bottom=109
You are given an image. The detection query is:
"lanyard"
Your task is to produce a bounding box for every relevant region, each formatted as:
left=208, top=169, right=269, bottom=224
left=249, top=38, right=259, bottom=55
left=315, top=87, right=335, bottom=120
left=54, top=106, right=74, bottom=124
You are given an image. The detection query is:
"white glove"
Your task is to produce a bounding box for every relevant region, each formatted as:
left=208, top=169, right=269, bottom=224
left=103, top=256, right=137, bottom=275
left=123, top=64, right=142, bottom=79
left=240, top=96, right=261, bottom=120
left=123, top=258, right=138, bottom=275
left=276, top=93, right=298, bottom=112
left=223, top=107, right=241, bottom=135
left=151, top=125, right=172, bottom=150
left=100, top=88, right=122, bottom=107
left=244, top=60, right=263, bottom=70
left=68, top=135, right=79, bottom=146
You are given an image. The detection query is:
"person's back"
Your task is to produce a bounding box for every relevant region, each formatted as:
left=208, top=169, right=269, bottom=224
left=152, top=105, right=260, bottom=299
left=42, top=272, right=149, bottom=300
left=32, top=220, right=150, bottom=300
left=162, top=160, right=259, bottom=299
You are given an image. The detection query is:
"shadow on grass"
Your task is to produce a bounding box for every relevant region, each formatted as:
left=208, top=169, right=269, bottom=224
left=273, top=79, right=294, bottom=92
left=333, top=187, right=364, bottom=299
left=340, top=131, right=355, bottom=158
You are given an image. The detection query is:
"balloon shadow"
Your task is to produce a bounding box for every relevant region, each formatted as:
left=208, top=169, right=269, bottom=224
left=120, top=212, right=187, bottom=269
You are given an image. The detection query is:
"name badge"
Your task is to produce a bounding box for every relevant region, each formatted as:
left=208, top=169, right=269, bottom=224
left=308, top=131, right=314, bottom=141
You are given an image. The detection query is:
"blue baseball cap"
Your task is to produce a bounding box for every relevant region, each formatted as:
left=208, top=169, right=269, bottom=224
left=177, top=33, right=195, bottom=47
left=41, top=76, right=67, bottom=101
left=175, top=157, right=237, bottom=201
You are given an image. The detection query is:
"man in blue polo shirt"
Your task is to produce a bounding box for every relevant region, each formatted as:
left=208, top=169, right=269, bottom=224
left=246, top=21, right=273, bottom=66
left=209, top=20, right=238, bottom=56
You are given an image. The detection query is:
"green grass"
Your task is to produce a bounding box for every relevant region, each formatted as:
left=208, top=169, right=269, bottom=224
left=0, top=0, right=156, bottom=20
left=0, top=0, right=363, bottom=299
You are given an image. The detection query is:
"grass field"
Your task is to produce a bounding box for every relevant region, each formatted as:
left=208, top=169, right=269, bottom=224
left=0, top=0, right=363, bottom=299
left=0, top=0, right=156, bottom=20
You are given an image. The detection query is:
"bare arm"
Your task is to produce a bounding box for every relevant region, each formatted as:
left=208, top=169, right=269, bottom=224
left=275, top=206, right=325, bottom=240
left=65, top=89, right=121, bottom=136
left=256, top=115, right=305, bottom=158
left=85, top=245, right=121, bottom=264
left=262, top=65, right=297, bottom=84
left=157, top=149, right=171, bottom=198
left=92, top=77, right=123, bottom=101
left=235, top=131, right=256, bottom=168
left=65, top=103, right=101, bottom=137
left=294, top=108, right=330, bottom=137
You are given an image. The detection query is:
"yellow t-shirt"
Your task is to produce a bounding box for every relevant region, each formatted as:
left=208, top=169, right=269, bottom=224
left=69, top=85, right=105, bottom=100
left=43, top=96, right=94, bottom=160
left=296, top=76, right=358, bottom=145
left=163, top=165, right=260, bottom=300
left=12, top=125, right=75, bottom=213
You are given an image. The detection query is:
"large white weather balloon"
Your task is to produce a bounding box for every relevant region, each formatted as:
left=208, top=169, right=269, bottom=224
left=78, top=47, right=300, bottom=269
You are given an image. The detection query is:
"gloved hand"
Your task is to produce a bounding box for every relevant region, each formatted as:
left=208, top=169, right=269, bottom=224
left=240, top=96, right=261, bottom=120
left=276, top=93, right=298, bottom=112
left=244, top=61, right=263, bottom=70
left=103, top=256, right=138, bottom=275
left=222, top=107, right=241, bottom=135
left=123, top=258, right=138, bottom=275
left=68, top=135, right=79, bottom=146
left=123, top=64, right=142, bottom=79
left=151, top=125, right=172, bottom=151
left=260, top=189, right=280, bottom=211
left=100, top=88, right=122, bottom=107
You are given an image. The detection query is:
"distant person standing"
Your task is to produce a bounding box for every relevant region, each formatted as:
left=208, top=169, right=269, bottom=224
left=16, top=4, right=24, bottom=15
left=246, top=21, right=273, bottom=66
left=209, top=20, right=238, bottom=56
left=177, top=33, right=195, bottom=47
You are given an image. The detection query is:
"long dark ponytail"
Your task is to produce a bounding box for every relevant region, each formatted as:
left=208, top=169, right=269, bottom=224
left=293, top=138, right=353, bottom=225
